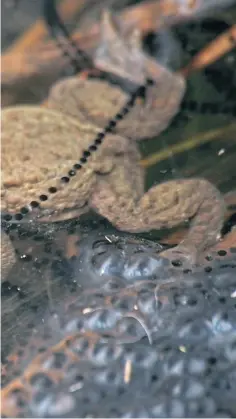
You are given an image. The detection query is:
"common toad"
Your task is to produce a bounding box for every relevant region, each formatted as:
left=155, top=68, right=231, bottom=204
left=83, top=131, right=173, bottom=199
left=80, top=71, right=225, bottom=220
left=1, top=11, right=225, bottom=278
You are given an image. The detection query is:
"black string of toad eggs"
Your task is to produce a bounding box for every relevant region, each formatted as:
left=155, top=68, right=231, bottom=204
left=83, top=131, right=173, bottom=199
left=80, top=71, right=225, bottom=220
left=43, top=0, right=95, bottom=73
left=2, top=78, right=153, bottom=224
left=43, top=0, right=139, bottom=88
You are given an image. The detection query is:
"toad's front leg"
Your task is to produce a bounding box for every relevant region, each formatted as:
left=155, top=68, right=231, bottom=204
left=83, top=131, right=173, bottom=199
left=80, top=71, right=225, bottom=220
left=90, top=178, right=225, bottom=267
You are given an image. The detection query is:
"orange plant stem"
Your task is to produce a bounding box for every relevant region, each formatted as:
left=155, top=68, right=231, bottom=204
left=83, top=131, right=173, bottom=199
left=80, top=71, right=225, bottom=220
left=5, top=0, right=87, bottom=54
left=181, top=25, right=236, bottom=77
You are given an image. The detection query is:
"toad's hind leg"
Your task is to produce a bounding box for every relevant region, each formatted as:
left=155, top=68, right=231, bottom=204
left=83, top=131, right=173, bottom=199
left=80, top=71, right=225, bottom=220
left=90, top=178, right=225, bottom=265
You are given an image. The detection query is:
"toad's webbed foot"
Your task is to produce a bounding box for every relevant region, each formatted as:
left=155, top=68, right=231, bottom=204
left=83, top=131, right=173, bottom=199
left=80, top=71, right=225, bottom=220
left=94, top=9, right=146, bottom=86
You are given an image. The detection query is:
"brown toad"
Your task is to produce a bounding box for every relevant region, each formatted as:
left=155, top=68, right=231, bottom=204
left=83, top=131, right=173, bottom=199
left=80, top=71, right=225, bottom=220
left=1, top=11, right=225, bottom=278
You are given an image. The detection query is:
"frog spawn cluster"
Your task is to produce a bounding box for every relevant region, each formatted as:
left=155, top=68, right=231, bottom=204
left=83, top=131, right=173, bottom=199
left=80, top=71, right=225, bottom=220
left=1, top=232, right=236, bottom=417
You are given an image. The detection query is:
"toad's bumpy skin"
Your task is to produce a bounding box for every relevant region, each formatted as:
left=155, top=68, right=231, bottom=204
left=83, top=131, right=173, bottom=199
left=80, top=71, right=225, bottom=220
left=1, top=106, right=140, bottom=221
left=46, top=72, right=185, bottom=141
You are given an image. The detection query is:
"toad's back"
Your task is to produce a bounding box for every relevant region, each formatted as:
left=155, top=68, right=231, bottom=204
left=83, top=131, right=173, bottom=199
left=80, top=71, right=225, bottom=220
left=1, top=106, right=137, bottom=222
